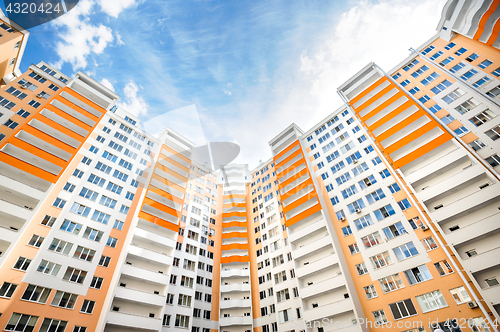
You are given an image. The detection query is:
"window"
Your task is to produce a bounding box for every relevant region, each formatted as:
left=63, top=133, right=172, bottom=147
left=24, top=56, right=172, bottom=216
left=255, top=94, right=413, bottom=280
left=16, top=109, right=30, bottom=117
left=5, top=313, right=39, bottom=331
left=52, top=197, right=66, bottom=209
left=63, top=267, right=87, bottom=284
left=470, top=109, right=496, bottom=126
left=383, top=222, right=406, bottom=240
left=421, top=45, right=435, bottom=55
left=403, top=59, right=419, bottom=71
left=487, top=85, right=500, bottom=98
left=369, top=251, right=392, bottom=269
left=485, top=277, right=500, bottom=287
left=48, top=238, right=73, bottom=255
left=60, top=219, right=82, bottom=235
left=79, top=187, right=98, bottom=201
left=113, top=220, right=124, bottom=230
left=473, top=76, right=491, bottom=88
left=28, top=99, right=41, bottom=108
left=449, top=286, right=471, bottom=304
left=359, top=175, right=377, bottom=189
left=455, top=97, right=481, bottom=114
left=51, top=291, right=78, bottom=308
left=0, top=282, right=18, bottom=299
left=106, top=181, right=123, bottom=194
left=419, top=95, right=431, bottom=103
left=421, top=72, right=440, bottom=85
left=372, top=310, right=388, bottom=325
left=397, top=198, right=412, bottom=211
left=90, top=276, right=103, bottom=289
left=354, top=214, right=374, bottom=230
left=341, top=185, right=358, bottom=199
left=70, top=202, right=91, bottom=217
left=374, top=204, right=395, bottom=221
left=453, top=125, right=469, bottom=136
left=355, top=262, right=368, bottom=276
left=389, top=299, right=417, bottom=320
left=73, top=246, right=95, bottom=262
left=119, top=205, right=130, bottom=214
left=81, top=299, right=95, bottom=314
left=95, top=161, right=112, bottom=174
left=455, top=47, right=467, bottom=56
left=278, top=309, right=291, bottom=324
left=388, top=182, right=401, bottom=194
left=429, top=103, right=442, bottom=113
left=421, top=236, right=438, bottom=251
left=392, top=72, right=401, bottom=79
left=348, top=243, right=360, bottom=255
left=335, top=171, right=351, bottom=185
left=469, top=138, right=486, bottom=151
left=429, top=50, right=444, bottom=60
left=361, top=232, right=382, bottom=248
left=431, top=79, right=452, bottom=94
left=404, top=264, right=432, bottom=285
left=393, top=242, right=419, bottom=261
left=88, top=173, right=105, bottom=187
left=99, top=195, right=117, bottom=208
left=175, top=315, right=190, bottom=328
left=364, top=285, right=377, bottom=299
left=27, top=234, right=44, bottom=248
left=106, top=237, right=118, bottom=248
left=465, top=53, right=480, bottom=62
left=342, top=225, right=352, bottom=237
left=439, top=56, right=454, bottom=66
left=83, top=227, right=104, bottom=242
left=442, top=88, right=465, bottom=104
left=331, top=161, right=345, bottom=174
left=411, top=65, right=428, bottom=78
left=366, top=188, right=386, bottom=204
left=379, top=273, right=404, bottom=293
left=409, top=87, right=420, bottom=95
left=400, top=79, right=410, bottom=87
left=416, top=290, right=447, bottom=313
left=486, top=154, right=500, bottom=167
left=6, top=87, right=27, bottom=100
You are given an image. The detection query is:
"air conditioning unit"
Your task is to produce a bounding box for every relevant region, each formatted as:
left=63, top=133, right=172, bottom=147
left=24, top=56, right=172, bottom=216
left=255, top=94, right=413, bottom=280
left=420, top=224, right=429, bottom=231
left=339, top=217, right=346, bottom=221
left=20, top=84, right=28, bottom=89
left=36, top=93, right=44, bottom=98
left=353, top=160, right=358, bottom=164
left=355, top=209, right=362, bottom=213
left=467, top=301, right=479, bottom=309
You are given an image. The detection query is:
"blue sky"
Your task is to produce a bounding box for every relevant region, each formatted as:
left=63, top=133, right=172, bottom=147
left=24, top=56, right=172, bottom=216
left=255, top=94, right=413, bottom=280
left=11, top=0, right=445, bottom=168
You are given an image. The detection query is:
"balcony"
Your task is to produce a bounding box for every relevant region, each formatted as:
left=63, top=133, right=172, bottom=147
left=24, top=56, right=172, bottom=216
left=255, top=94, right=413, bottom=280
left=462, top=246, right=500, bottom=273
left=221, top=269, right=250, bottom=279
left=293, top=234, right=332, bottom=259
left=289, top=220, right=326, bottom=243
left=300, top=275, right=346, bottom=299
left=127, top=244, right=172, bottom=266
left=106, top=311, right=161, bottom=331
left=133, top=227, right=175, bottom=250
left=220, top=299, right=252, bottom=309
left=444, top=212, right=500, bottom=245
left=114, top=286, right=165, bottom=307
left=121, top=263, right=169, bottom=285
left=220, top=283, right=251, bottom=293
left=303, top=298, right=354, bottom=322
left=296, top=255, right=338, bottom=279
left=219, top=316, right=253, bottom=326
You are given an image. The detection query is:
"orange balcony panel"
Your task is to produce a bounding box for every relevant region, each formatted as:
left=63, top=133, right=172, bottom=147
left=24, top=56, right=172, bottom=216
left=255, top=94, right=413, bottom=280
left=279, top=167, right=309, bottom=189
left=223, top=194, right=246, bottom=200
left=222, top=232, right=248, bottom=240
left=9, top=137, right=67, bottom=168
left=34, top=114, right=86, bottom=142
left=366, top=99, right=415, bottom=132
left=349, top=77, right=388, bottom=106
left=374, top=110, right=427, bottom=142
left=384, top=121, right=439, bottom=155
left=276, top=158, right=306, bottom=180
left=142, top=197, right=181, bottom=218
left=283, top=195, right=318, bottom=214
left=150, top=173, right=185, bottom=194
left=158, top=152, right=190, bottom=173
left=138, top=211, right=179, bottom=232
left=155, top=163, right=188, bottom=181
left=0, top=152, right=57, bottom=183
left=285, top=203, right=322, bottom=228
left=221, top=256, right=249, bottom=264
left=276, top=148, right=302, bottom=170
left=146, top=187, right=184, bottom=206
left=357, top=84, right=397, bottom=116
left=280, top=178, right=314, bottom=201
left=274, top=140, right=300, bottom=161
left=46, top=104, right=94, bottom=130
left=161, top=144, right=191, bottom=164
left=222, top=221, right=247, bottom=229
left=22, top=126, right=77, bottom=154
left=53, top=95, right=102, bottom=121
left=393, top=133, right=452, bottom=169
left=223, top=202, right=246, bottom=209
left=474, top=1, right=498, bottom=40
left=63, top=87, right=108, bottom=114
left=221, top=243, right=248, bottom=251
left=222, top=211, right=247, bottom=218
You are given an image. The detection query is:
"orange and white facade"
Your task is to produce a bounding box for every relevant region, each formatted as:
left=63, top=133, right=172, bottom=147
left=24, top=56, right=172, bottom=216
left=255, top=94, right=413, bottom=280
left=1, top=1, right=500, bottom=332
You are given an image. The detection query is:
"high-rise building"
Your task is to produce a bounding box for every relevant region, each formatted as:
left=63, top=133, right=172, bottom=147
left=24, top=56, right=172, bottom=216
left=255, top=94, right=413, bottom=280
left=0, top=1, right=499, bottom=332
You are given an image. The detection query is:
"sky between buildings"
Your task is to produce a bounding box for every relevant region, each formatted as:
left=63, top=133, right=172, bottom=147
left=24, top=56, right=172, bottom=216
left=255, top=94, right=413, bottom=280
left=4, top=0, right=446, bottom=168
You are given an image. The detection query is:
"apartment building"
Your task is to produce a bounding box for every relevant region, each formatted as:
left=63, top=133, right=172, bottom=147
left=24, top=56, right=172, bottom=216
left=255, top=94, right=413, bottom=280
left=0, top=9, right=29, bottom=86
left=0, top=1, right=500, bottom=332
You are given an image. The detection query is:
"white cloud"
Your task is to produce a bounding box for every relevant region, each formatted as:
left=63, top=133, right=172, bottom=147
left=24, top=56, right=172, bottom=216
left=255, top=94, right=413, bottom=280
left=51, top=0, right=114, bottom=71
left=116, top=32, right=125, bottom=45
left=97, top=0, right=136, bottom=18
left=300, top=0, right=447, bottom=117
left=100, top=78, right=115, bottom=91
left=118, top=80, right=149, bottom=117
